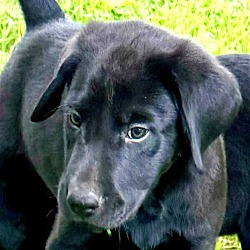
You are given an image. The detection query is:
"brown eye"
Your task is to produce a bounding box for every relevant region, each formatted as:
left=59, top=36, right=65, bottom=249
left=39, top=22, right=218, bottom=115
left=69, top=112, right=82, bottom=127
left=127, top=126, right=149, bottom=141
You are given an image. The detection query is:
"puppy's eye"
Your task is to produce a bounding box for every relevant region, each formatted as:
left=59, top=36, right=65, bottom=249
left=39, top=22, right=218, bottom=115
left=127, top=127, right=149, bottom=141
left=69, top=112, right=82, bottom=127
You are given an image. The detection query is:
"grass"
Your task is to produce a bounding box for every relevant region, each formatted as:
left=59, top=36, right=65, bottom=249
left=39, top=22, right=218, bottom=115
left=0, top=0, right=249, bottom=249
left=0, top=0, right=249, bottom=70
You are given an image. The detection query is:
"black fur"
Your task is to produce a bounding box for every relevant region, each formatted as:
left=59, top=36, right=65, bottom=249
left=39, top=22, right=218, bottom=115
left=218, top=54, right=250, bottom=249
left=0, top=1, right=248, bottom=249
left=18, top=0, right=65, bottom=30
left=0, top=156, right=57, bottom=250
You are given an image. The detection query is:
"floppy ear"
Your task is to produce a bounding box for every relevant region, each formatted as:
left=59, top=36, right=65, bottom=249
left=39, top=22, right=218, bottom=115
left=147, top=42, right=242, bottom=172
left=31, top=55, right=80, bottom=122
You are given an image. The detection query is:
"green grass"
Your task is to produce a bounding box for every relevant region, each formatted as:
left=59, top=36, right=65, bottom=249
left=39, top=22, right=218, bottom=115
left=0, top=0, right=249, bottom=70
left=0, top=0, right=249, bottom=249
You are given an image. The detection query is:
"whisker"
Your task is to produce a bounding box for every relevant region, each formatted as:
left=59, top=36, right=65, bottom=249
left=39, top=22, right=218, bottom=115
left=41, top=103, right=72, bottom=120
left=122, top=223, right=130, bottom=240
left=47, top=208, right=57, bottom=217
left=118, top=227, right=121, bottom=245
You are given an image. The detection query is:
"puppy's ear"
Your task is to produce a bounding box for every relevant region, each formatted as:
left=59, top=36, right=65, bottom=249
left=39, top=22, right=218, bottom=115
left=31, top=55, right=80, bottom=122
left=147, top=41, right=242, bottom=172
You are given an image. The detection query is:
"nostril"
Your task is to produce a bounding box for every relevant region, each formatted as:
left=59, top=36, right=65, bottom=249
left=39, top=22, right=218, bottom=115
left=67, top=192, right=99, bottom=217
left=83, top=194, right=99, bottom=209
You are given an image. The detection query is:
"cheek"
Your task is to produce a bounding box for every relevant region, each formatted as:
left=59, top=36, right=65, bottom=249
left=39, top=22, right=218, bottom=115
left=0, top=89, right=11, bottom=119
left=113, top=134, right=174, bottom=192
left=140, top=132, right=161, bottom=157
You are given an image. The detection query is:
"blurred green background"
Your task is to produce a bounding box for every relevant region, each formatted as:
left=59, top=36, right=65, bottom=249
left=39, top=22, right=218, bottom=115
left=0, top=0, right=249, bottom=70
left=0, top=0, right=249, bottom=249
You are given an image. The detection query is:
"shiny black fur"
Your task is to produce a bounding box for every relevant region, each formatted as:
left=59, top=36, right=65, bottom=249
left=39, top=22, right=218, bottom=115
left=218, top=54, right=250, bottom=249
left=0, top=1, right=248, bottom=249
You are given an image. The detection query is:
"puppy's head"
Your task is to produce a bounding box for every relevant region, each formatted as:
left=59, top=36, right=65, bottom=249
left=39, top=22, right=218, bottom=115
left=31, top=21, right=241, bottom=229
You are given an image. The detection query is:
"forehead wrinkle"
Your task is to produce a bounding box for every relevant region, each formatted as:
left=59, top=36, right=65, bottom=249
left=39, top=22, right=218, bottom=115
left=114, top=84, right=177, bottom=125
left=102, top=45, right=143, bottom=84
left=80, top=44, right=148, bottom=109
left=104, top=78, right=115, bottom=106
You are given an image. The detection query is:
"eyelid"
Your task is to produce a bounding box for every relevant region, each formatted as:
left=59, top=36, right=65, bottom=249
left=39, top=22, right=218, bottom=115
left=65, top=107, right=89, bottom=120
left=129, top=123, right=149, bottom=129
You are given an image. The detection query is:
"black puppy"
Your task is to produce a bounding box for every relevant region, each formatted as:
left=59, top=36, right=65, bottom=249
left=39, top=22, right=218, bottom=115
left=1, top=58, right=249, bottom=250
left=0, top=0, right=245, bottom=249
left=218, top=54, right=250, bottom=249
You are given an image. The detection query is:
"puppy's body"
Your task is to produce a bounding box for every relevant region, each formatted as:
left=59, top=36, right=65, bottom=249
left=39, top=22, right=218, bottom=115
left=0, top=0, right=246, bottom=249
left=218, top=54, right=250, bottom=249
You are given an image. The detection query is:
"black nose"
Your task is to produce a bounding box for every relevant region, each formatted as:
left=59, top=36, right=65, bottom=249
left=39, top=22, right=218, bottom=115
left=67, top=192, right=99, bottom=217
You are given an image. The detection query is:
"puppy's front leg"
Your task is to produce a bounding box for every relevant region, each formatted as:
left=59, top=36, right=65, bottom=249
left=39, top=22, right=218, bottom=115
left=189, top=239, right=216, bottom=250
left=46, top=211, right=94, bottom=250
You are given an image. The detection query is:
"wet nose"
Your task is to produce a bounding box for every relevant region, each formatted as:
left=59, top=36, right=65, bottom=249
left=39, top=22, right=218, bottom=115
left=67, top=192, right=99, bottom=216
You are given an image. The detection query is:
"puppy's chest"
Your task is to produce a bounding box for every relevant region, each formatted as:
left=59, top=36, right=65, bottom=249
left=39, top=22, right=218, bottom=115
left=124, top=205, right=191, bottom=249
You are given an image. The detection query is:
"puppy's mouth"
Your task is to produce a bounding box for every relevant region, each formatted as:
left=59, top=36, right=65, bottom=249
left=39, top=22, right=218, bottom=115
left=58, top=184, right=147, bottom=229
left=57, top=171, right=149, bottom=229
left=66, top=197, right=142, bottom=229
